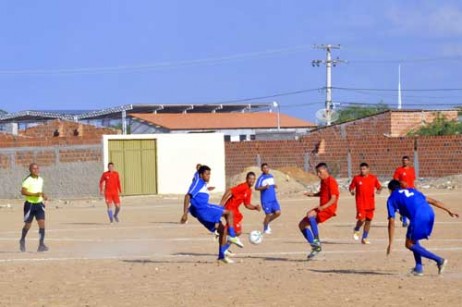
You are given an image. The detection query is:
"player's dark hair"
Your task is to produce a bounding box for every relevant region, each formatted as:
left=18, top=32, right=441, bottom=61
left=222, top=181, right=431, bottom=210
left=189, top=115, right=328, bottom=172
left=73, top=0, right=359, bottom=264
left=261, top=163, right=268, bottom=169
left=198, top=165, right=211, bottom=175
left=315, top=162, right=328, bottom=170
left=388, top=179, right=401, bottom=191
left=29, top=163, right=38, bottom=172
left=108, top=162, right=114, bottom=167
left=402, top=156, right=410, bottom=160
left=360, top=162, right=369, bottom=168
left=246, top=172, right=256, bottom=179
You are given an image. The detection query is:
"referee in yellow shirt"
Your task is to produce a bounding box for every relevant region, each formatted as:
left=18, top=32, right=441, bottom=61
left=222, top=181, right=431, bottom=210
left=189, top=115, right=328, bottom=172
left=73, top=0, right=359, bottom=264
left=19, top=163, right=49, bottom=252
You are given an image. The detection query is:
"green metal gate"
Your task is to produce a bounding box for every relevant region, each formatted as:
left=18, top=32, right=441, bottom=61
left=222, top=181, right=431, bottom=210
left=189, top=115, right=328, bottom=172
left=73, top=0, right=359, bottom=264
left=108, top=139, right=157, bottom=195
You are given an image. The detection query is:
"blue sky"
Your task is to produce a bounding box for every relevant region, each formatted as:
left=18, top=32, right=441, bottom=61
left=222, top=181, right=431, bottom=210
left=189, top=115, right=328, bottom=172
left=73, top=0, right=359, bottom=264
left=0, top=0, right=461, bottom=122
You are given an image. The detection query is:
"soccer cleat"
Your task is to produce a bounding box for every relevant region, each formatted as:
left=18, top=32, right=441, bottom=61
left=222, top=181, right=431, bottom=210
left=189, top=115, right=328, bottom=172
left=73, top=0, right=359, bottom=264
left=218, top=257, right=235, bottom=264
left=353, top=231, right=360, bottom=241
left=307, top=245, right=322, bottom=260
left=228, top=236, right=244, bottom=248
left=437, top=259, right=448, bottom=275
left=410, top=269, right=424, bottom=276
left=361, top=238, right=371, bottom=245
left=19, top=240, right=26, bottom=252
left=37, top=244, right=49, bottom=252
left=263, top=225, right=272, bottom=235
left=114, top=215, right=119, bottom=223
left=225, top=249, right=235, bottom=257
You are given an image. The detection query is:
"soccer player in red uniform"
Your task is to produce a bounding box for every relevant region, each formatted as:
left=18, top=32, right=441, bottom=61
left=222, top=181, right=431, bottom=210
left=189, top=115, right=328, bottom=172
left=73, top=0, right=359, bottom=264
left=99, top=162, right=122, bottom=223
left=393, top=156, right=416, bottom=227
left=299, top=163, right=339, bottom=259
left=349, top=163, right=382, bottom=244
left=220, top=172, right=261, bottom=259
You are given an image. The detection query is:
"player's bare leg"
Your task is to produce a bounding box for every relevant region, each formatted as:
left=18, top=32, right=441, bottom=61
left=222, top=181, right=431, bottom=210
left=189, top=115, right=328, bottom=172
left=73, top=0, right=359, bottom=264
left=37, top=219, right=48, bottom=252
left=263, top=211, right=281, bottom=234
left=19, top=222, right=32, bottom=252
left=361, top=220, right=372, bottom=244
left=353, top=219, right=365, bottom=240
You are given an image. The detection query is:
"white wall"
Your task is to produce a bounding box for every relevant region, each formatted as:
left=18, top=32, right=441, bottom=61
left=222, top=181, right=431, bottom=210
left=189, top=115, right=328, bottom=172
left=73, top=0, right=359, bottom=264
left=102, top=134, right=226, bottom=195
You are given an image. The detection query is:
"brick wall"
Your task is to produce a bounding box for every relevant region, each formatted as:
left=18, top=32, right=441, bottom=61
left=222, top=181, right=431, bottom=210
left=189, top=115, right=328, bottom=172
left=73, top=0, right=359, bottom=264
left=225, top=111, right=462, bottom=178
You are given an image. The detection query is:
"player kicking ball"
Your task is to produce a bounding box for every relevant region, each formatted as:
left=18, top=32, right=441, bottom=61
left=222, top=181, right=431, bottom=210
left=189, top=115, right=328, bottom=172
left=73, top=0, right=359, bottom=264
left=386, top=180, right=459, bottom=276
left=181, top=165, right=244, bottom=264
left=255, top=163, right=281, bottom=234
left=299, top=163, right=339, bottom=260
left=349, top=163, right=382, bottom=244
left=220, top=172, right=261, bottom=259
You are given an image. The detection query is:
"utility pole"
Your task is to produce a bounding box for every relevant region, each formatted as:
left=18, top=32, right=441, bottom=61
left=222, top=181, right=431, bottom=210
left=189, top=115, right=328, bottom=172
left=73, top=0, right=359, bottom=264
left=398, top=64, right=402, bottom=110
left=312, top=44, right=345, bottom=125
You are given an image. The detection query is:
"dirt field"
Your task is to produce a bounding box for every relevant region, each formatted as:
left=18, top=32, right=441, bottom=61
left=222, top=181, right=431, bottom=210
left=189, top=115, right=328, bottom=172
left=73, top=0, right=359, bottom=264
left=0, top=189, right=461, bottom=307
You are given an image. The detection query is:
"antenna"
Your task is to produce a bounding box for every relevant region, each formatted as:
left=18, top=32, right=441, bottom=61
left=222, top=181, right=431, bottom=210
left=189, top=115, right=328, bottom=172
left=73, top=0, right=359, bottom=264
left=398, top=64, right=402, bottom=110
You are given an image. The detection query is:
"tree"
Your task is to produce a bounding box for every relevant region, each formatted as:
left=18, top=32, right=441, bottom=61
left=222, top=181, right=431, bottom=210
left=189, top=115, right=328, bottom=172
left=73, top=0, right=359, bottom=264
left=336, top=103, right=389, bottom=124
left=407, top=113, right=462, bottom=136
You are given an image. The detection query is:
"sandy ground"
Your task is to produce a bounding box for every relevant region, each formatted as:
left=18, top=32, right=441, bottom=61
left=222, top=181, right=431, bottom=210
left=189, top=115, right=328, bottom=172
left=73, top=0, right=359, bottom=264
left=0, top=189, right=461, bottom=307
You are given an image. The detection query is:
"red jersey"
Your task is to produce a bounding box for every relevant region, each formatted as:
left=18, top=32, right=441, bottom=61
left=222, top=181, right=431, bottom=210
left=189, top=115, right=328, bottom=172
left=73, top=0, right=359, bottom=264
left=393, top=166, right=416, bottom=188
left=99, top=171, right=122, bottom=195
left=349, top=174, right=381, bottom=210
left=224, top=182, right=252, bottom=212
left=319, top=176, right=339, bottom=214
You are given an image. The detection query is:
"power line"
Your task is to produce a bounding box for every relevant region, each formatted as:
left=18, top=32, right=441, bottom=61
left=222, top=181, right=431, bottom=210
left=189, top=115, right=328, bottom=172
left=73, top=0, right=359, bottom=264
left=0, top=45, right=314, bottom=76
left=334, top=86, right=462, bottom=92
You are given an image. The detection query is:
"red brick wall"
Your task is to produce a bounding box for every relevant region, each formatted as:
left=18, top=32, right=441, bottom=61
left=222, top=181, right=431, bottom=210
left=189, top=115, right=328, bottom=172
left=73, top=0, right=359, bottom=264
left=225, top=111, right=462, bottom=178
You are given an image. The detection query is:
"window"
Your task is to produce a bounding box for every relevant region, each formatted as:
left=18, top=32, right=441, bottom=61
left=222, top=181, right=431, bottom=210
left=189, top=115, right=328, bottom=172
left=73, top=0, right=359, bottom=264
left=224, top=135, right=231, bottom=142
left=239, top=135, right=247, bottom=141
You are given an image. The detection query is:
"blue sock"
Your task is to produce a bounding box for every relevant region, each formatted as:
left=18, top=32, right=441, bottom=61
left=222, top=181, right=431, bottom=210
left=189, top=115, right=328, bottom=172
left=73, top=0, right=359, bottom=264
left=413, top=251, right=423, bottom=272
left=218, top=245, right=227, bottom=259
left=228, top=227, right=236, bottom=237
left=263, top=224, right=269, bottom=232
left=410, top=243, right=443, bottom=264
left=354, top=226, right=360, bottom=232
left=107, top=209, right=114, bottom=222
left=308, top=217, right=319, bottom=239
left=302, top=228, right=314, bottom=244
left=223, top=243, right=231, bottom=253
left=362, top=231, right=369, bottom=239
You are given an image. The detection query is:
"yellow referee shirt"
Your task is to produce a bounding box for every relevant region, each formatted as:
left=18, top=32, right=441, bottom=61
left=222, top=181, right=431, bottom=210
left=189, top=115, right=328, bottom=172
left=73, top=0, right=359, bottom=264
left=22, top=176, right=44, bottom=203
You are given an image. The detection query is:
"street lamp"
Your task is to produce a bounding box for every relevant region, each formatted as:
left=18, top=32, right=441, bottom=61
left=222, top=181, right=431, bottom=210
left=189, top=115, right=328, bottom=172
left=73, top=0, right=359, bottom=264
left=272, top=101, right=280, bottom=131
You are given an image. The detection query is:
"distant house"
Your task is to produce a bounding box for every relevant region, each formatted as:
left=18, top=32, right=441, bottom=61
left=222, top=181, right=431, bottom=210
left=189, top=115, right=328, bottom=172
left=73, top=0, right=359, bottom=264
left=130, top=112, right=315, bottom=141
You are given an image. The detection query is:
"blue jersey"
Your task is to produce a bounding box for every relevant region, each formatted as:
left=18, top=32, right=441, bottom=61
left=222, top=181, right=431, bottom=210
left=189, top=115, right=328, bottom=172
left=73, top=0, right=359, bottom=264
left=387, top=188, right=433, bottom=221
left=256, top=173, right=277, bottom=204
left=188, top=177, right=209, bottom=208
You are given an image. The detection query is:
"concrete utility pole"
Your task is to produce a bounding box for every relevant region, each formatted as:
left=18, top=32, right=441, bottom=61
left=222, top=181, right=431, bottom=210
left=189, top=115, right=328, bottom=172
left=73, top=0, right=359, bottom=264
left=398, top=64, right=402, bottom=110
left=312, top=44, right=345, bottom=125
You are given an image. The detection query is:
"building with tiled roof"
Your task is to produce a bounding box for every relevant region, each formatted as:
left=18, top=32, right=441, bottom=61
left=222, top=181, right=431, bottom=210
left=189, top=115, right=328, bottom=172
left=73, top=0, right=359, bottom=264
left=130, top=112, right=315, bottom=141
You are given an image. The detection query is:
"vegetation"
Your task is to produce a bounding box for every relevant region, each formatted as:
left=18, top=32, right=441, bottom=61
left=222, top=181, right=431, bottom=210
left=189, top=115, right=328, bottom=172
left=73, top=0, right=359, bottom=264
left=408, top=113, right=462, bottom=136
left=336, top=103, right=389, bottom=124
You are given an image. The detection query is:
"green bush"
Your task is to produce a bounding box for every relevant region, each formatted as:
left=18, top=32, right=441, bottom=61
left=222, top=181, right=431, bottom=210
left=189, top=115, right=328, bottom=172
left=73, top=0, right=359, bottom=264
left=407, top=113, right=462, bottom=136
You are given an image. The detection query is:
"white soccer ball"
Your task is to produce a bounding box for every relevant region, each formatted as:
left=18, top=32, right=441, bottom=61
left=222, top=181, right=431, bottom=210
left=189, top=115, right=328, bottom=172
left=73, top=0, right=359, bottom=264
left=249, top=230, right=263, bottom=245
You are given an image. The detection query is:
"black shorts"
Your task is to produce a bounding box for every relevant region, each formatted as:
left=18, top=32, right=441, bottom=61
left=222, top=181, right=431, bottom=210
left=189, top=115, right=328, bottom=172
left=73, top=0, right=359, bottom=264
left=23, top=202, right=45, bottom=223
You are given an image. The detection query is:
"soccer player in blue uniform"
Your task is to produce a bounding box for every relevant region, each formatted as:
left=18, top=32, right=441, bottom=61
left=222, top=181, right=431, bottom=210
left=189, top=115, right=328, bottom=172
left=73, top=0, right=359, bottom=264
left=255, top=163, right=281, bottom=234
left=181, top=165, right=244, bottom=263
left=386, top=179, right=459, bottom=276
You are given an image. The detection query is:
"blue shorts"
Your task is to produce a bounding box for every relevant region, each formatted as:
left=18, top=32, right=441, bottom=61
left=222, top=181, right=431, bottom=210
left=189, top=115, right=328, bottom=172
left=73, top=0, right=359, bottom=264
left=262, top=200, right=281, bottom=215
left=189, top=204, right=224, bottom=232
left=406, top=209, right=435, bottom=241
left=23, top=201, right=45, bottom=223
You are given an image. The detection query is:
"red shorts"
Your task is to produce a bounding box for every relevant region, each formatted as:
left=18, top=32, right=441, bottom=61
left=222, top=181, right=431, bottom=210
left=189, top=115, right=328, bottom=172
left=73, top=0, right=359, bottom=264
left=315, top=208, right=336, bottom=224
left=105, top=192, right=120, bottom=205
left=356, top=208, right=374, bottom=221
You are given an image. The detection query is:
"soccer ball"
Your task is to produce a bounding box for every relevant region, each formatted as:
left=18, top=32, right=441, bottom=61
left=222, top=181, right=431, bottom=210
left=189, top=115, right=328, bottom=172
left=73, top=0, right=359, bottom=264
left=249, top=230, right=263, bottom=245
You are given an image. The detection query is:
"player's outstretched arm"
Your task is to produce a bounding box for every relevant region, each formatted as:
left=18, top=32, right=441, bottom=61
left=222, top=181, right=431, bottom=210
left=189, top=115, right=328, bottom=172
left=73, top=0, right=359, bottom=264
left=387, top=218, right=395, bottom=256
left=255, top=184, right=269, bottom=191
left=181, top=194, right=191, bottom=224
left=220, top=189, right=232, bottom=206
left=426, top=197, right=459, bottom=218
left=244, top=203, right=261, bottom=211
left=304, top=191, right=320, bottom=197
